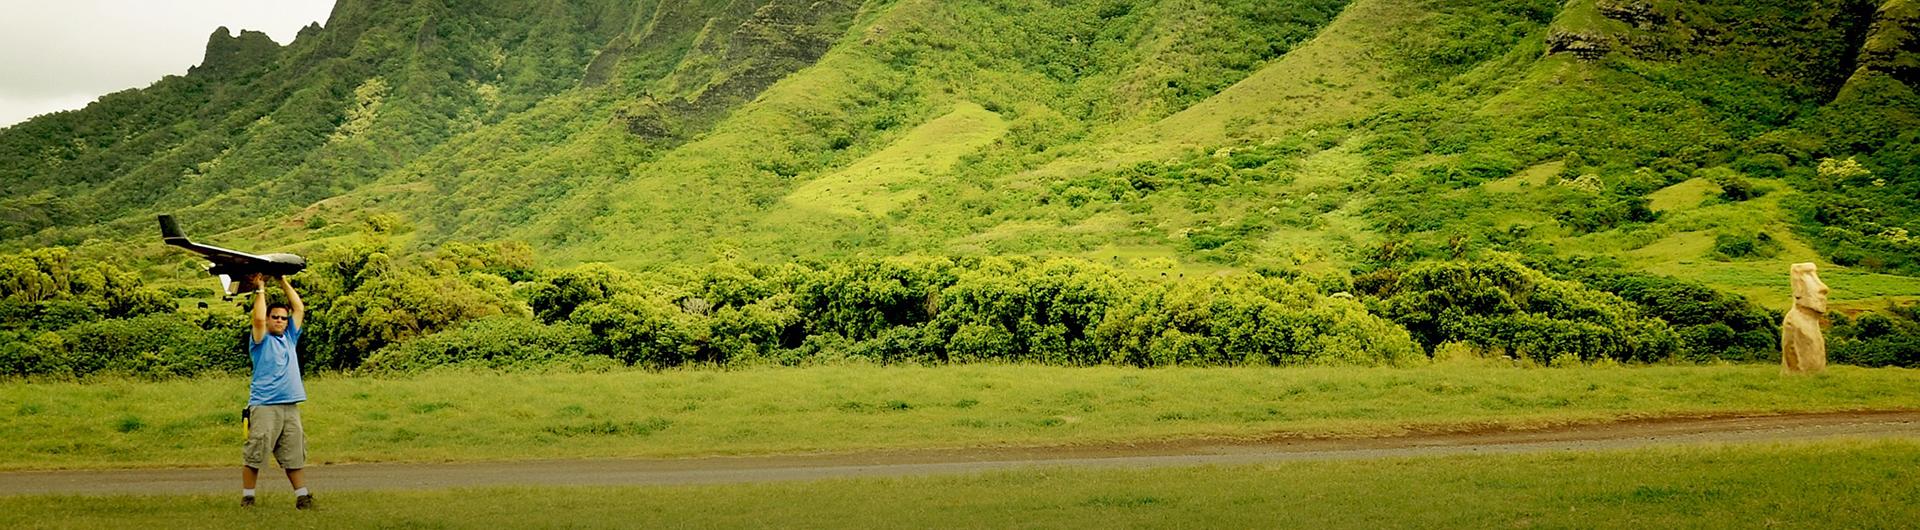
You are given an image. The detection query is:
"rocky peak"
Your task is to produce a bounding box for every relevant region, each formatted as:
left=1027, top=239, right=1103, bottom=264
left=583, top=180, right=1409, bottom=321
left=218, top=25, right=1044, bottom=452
left=190, top=26, right=282, bottom=77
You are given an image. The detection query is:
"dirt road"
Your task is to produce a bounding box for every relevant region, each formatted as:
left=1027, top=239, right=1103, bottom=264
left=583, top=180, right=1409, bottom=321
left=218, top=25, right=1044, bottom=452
left=4, top=410, right=1916, bottom=496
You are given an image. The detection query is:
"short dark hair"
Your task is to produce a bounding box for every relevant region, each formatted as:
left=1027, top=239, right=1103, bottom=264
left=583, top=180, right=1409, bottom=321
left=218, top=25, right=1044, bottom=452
left=267, top=303, right=292, bottom=315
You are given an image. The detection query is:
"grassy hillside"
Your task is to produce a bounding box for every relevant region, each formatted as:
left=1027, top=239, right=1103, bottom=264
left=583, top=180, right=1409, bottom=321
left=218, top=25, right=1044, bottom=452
left=2, top=0, right=1914, bottom=274
left=3, top=0, right=1919, bottom=375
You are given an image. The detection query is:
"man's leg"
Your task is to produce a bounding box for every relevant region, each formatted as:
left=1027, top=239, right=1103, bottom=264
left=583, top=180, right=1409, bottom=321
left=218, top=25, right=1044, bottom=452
left=288, top=468, right=309, bottom=509
left=241, top=466, right=259, bottom=506
left=241, top=405, right=279, bottom=507
left=276, top=405, right=313, bottom=510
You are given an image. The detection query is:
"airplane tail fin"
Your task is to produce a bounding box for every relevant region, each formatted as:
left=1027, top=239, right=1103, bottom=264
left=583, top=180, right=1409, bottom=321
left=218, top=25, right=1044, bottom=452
left=158, top=214, right=188, bottom=243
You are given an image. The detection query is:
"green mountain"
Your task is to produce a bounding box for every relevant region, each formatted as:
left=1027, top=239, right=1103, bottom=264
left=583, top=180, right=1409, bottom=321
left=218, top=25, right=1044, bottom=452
left=4, top=0, right=1919, bottom=310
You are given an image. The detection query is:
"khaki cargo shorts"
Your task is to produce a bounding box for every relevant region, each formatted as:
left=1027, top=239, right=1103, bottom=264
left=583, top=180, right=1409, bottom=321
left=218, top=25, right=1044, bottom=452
left=243, top=404, right=306, bottom=470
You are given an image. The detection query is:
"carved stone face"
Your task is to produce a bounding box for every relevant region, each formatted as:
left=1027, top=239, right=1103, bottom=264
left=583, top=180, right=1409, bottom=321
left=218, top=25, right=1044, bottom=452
left=1791, top=262, right=1828, bottom=314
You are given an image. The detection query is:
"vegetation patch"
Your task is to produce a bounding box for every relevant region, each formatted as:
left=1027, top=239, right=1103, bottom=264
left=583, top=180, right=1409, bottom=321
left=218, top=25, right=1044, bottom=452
left=544, top=418, right=673, bottom=438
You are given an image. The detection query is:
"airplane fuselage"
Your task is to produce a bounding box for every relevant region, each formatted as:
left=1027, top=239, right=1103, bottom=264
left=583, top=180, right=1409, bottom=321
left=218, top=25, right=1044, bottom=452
left=157, top=215, right=307, bottom=296
left=205, top=253, right=307, bottom=278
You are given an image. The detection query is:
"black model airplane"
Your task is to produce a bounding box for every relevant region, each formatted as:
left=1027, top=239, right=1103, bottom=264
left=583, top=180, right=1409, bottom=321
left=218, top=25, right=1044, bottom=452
left=158, top=214, right=306, bottom=297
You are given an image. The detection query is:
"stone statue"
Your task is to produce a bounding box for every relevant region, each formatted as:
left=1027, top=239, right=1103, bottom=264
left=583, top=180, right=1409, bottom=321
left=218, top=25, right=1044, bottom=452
left=1781, top=262, right=1829, bottom=374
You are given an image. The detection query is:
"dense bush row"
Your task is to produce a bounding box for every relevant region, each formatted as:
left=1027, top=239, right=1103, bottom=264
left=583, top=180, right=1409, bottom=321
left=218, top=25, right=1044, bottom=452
left=9, top=239, right=1911, bottom=379
left=1830, top=303, right=1920, bottom=369
left=1360, top=261, right=1682, bottom=365
left=498, top=256, right=1423, bottom=371
left=1569, top=270, right=1780, bottom=362
left=0, top=248, right=245, bottom=377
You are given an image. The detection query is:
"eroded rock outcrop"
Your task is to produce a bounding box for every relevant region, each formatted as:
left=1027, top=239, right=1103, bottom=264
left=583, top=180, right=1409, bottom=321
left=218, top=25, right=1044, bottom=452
left=1850, top=0, right=1920, bottom=87
left=190, top=27, right=282, bottom=78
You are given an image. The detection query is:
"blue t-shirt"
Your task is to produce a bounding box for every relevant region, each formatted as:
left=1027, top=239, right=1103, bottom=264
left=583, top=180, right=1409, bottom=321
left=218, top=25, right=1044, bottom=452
left=248, top=323, right=307, bottom=406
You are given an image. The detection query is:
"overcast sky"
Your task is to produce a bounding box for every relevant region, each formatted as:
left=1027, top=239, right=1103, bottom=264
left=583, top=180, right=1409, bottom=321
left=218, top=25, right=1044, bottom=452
left=0, top=1, right=338, bottom=128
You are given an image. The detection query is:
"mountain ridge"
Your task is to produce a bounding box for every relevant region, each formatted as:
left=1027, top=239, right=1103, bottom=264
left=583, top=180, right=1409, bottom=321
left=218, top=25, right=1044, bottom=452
left=1, top=0, right=1915, bottom=309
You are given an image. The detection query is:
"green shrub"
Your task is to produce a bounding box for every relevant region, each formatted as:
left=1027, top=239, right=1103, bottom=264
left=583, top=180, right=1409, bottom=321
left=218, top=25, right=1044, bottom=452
left=308, top=269, right=527, bottom=370
left=31, top=314, right=244, bottom=378
left=931, top=259, right=1123, bottom=365
left=1831, top=335, right=1920, bottom=368
left=1830, top=309, right=1920, bottom=368
left=1712, top=232, right=1784, bottom=260
left=1371, top=261, right=1679, bottom=363
left=1556, top=196, right=1658, bottom=234
left=1096, top=275, right=1422, bottom=367
left=362, top=316, right=595, bottom=373
left=1699, top=166, right=1764, bottom=201
left=0, top=331, right=63, bottom=377
left=707, top=296, right=802, bottom=361
left=793, top=258, right=954, bottom=342
left=846, top=324, right=944, bottom=364
left=571, top=294, right=708, bottom=367
left=1732, top=154, right=1790, bottom=178
left=523, top=264, right=641, bottom=324
left=1573, top=271, right=1777, bottom=362
left=0, top=247, right=175, bottom=331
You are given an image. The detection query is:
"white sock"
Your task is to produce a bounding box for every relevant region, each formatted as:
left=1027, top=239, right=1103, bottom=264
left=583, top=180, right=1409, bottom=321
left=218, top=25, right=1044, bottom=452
left=243, top=489, right=256, bottom=498
left=294, top=487, right=309, bottom=497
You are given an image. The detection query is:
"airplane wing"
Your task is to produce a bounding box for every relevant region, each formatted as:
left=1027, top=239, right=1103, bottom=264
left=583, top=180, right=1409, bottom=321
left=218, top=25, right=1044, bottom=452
left=157, top=215, right=275, bottom=267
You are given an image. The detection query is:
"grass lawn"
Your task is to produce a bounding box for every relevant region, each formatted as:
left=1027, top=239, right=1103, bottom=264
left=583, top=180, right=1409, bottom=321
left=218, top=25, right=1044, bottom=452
left=3, top=364, right=1917, bottom=470
left=1, top=439, right=1915, bottom=528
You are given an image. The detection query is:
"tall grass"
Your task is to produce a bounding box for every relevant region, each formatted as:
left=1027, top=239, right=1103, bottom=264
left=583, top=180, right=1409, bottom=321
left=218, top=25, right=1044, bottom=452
left=1, top=440, right=1915, bottom=528
left=3, top=364, right=1915, bottom=470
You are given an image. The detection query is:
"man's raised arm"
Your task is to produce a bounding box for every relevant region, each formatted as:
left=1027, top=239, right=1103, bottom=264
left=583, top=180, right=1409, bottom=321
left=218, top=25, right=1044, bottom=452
left=250, top=274, right=268, bottom=344
left=278, top=276, right=304, bottom=330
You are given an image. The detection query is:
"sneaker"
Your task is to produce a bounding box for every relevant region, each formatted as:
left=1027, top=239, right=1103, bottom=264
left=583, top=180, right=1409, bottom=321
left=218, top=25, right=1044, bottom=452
left=295, top=494, right=315, bottom=510
left=241, top=496, right=256, bottom=508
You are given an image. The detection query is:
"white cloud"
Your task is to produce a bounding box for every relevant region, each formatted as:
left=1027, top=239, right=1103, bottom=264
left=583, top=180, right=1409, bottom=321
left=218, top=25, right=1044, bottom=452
left=0, top=0, right=336, bottom=128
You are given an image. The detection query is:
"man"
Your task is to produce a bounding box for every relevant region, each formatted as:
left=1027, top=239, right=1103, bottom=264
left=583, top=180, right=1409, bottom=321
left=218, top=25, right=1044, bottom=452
left=241, top=274, right=314, bottom=510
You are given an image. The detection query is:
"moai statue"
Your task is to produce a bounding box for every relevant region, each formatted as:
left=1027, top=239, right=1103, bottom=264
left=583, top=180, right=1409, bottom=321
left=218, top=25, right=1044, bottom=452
left=1781, top=262, right=1829, bottom=374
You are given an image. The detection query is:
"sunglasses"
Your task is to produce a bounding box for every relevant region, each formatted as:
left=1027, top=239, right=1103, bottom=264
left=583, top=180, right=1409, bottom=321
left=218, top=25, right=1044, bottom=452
left=268, top=316, right=290, bottom=321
